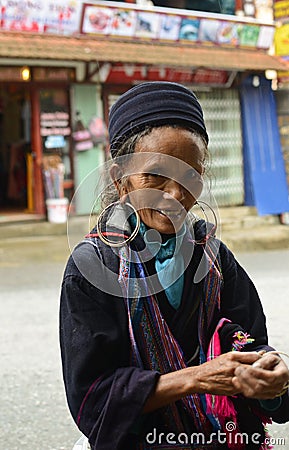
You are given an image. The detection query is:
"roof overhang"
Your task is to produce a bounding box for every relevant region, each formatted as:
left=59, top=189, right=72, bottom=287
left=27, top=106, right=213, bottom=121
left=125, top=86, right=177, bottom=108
left=0, top=32, right=288, bottom=72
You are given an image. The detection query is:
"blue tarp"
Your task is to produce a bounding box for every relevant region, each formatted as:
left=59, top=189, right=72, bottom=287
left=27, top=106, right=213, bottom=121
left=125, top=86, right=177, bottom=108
left=240, top=75, right=289, bottom=215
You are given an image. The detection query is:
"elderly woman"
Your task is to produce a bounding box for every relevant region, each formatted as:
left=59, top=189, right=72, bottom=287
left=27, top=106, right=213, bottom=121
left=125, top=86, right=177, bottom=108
left=60, top=82, right=289, bottom=450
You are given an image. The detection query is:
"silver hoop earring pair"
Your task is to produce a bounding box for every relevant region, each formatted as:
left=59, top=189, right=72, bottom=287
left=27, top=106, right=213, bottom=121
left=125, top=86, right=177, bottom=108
left=96, top=200, right=217, bottom=247
left=96, top=201, right=140, bottom=247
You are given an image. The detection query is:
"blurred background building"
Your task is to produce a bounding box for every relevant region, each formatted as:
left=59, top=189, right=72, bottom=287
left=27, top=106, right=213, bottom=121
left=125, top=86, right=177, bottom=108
left=0, top=0, right=288, bottom=220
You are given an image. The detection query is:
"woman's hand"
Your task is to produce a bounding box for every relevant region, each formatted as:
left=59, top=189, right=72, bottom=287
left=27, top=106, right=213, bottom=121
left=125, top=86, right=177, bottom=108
left=143, top=351, right=288, bottom=414
left=232, top=353, right=289, bottom=399
left=143, top=351, right=261, bottom=413
left=192, top=351, right=262, bottom=396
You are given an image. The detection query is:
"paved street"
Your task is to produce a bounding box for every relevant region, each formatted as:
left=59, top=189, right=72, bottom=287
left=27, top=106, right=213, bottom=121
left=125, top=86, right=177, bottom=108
left=0, top=235, right=79, bottom=450
left=237, top=251, right=289, bottom=448
left=0, top=233, right=289, bottom=449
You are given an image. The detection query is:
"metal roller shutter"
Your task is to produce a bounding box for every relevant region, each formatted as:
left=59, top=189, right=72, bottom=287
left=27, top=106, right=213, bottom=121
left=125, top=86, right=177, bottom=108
left=196, top=89, right=244, bottom=207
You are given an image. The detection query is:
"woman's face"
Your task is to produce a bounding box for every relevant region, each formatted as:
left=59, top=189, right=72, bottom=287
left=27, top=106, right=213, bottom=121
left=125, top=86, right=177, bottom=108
left=116, top=127, right=206, bottom=234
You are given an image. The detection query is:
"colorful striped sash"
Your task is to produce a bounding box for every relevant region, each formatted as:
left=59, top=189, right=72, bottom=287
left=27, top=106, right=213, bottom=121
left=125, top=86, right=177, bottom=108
left=118, top=238, right=223, bottom=449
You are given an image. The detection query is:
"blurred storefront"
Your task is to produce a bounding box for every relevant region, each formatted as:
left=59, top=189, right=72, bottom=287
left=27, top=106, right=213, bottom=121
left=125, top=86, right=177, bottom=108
left=0, top=0, right=288, bottom=219
left=0, top=0, right=105, bottom=218
left=0, top=67, right=76, bottom=216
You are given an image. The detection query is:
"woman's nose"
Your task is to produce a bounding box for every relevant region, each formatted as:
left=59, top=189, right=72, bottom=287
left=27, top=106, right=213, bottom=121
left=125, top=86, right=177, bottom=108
left=162, top=179, right=185, bottom=202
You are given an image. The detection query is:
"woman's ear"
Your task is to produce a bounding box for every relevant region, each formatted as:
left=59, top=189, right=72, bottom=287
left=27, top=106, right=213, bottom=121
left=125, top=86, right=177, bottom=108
left=110, top=164, right=128, bottom=197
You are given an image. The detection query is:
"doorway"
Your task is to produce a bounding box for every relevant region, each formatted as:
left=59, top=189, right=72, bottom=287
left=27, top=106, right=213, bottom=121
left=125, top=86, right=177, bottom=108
left=0, top=84, right=32, bottom=216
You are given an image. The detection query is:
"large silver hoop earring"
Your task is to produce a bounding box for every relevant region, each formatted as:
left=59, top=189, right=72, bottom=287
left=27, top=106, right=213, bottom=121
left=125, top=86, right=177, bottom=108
left=96, top=201, right=140, bottom=247
left=191, top=200, right=218, bottom=244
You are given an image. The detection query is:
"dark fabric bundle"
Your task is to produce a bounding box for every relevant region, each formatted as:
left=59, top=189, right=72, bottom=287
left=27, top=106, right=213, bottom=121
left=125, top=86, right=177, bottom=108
left=108, top=81, right=208, bottom=157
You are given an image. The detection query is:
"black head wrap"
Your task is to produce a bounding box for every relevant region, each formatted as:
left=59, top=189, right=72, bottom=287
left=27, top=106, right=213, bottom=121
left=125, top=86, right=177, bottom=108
left=108, top=81, right=208, bottom=157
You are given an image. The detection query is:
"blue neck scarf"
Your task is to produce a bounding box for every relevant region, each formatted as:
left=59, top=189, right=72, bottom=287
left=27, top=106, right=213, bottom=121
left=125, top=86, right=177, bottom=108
left=131, top=216, right=186, bottom=310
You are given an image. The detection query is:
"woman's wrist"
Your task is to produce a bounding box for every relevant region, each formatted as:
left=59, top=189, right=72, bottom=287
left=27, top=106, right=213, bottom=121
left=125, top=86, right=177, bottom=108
left=181, top=366, right=202, bottom=395
left=143, top=367, right=199, bottom=414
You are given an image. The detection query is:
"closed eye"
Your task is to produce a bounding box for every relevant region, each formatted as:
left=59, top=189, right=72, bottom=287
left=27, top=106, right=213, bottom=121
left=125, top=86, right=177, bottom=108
left=143, top=166, right=165, bottom=175
left=143, top=172, right=167, bottom=183
left=142, top=165, right=168, bottom=178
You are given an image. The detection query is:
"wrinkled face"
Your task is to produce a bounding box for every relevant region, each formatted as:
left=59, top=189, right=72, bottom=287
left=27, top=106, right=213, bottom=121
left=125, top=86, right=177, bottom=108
left=112, top=127, right=206, bottom=234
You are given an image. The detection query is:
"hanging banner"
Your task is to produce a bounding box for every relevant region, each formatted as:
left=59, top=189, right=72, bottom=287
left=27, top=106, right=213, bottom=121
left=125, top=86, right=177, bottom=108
left=101, top=62, right=232, bottom=86
left=273, top=23, right=289, bottom=83
left=44, top=0, right=82, bottom=35
left=109, top=8, right=137, bottom=37
left=80, top=2, right=275, bottom=50
left=0, top=0, right=46, bottom=32
left=275, top=23, right=289, bottom=56
left=0, top=0, right=81, bottom=34
left=0, top=0, right=276, bottom=49
left=273, top=0, right=289, bottom=21
left=159, top=14, right=182, bottom=41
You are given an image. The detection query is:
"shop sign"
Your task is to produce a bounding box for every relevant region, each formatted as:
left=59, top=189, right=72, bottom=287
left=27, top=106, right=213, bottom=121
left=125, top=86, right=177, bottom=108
left=0, top=66, right=23, bottom=81
left=44, top=135, right=66, bottom=149
left=33, top=67, right=75, bottom=81
left=80, top=2, right=275, bottom=50
left=274, top=23, right=289, bottom=56
left=102, top=63, right=231, bottom=86
left=191, top=68, right=230, bottom=84
left=0, top=1, right=275, bottom=50
left=274, top=0, right=289, bottom=21
left=0, top=0, right=82, bottom=35
left=40, top=112, right=71, bottom=137
left=0, top=66, right=75, bottom=83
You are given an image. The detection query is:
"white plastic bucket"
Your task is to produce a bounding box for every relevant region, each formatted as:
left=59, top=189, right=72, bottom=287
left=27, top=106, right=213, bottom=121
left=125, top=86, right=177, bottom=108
left=46, top=198, right=69, bottom=224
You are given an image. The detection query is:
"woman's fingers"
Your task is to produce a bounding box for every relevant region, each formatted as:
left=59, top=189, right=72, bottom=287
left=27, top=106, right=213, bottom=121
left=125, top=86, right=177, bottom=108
left=252, top=353, right=281, bottom=370
left=228, top=351, right=261, bottom=365
left=206, top=351, right=261, bottom=367
left=196, top=352, right=261, bottom=396
left=196, top=352, right=288, bottom=398
left=233, top=360, right=289, bottom=399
